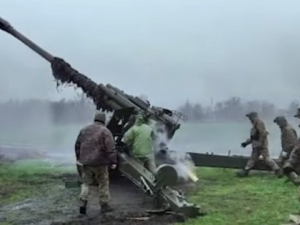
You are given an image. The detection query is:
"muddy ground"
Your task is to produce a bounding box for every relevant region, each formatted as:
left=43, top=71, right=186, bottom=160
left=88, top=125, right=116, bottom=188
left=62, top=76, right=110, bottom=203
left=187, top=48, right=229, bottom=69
left=0, top=172, right=186, bottom=225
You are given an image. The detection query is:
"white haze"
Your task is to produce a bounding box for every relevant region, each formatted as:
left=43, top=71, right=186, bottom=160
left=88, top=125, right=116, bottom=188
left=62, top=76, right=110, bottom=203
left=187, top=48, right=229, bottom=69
left=1, top=0, right=300, bottom=109
left=150, top=120, right=196, bottom=181
left=1, top=0, right=300, bottom=165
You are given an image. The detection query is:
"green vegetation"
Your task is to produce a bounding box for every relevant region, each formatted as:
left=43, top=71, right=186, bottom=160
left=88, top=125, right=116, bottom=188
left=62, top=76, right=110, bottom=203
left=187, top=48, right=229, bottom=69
left=0, top=161, right=298, bottom=225
left=0, top=160, right=72, bottom=206
left=184, top=168, right=299, bottom=225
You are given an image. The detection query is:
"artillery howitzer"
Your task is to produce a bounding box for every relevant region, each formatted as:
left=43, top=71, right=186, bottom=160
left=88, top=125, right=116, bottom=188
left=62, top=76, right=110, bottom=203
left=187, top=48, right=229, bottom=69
left=1, top=16, right=287, bottom=219
left=0, top=17, right=202, bottom=218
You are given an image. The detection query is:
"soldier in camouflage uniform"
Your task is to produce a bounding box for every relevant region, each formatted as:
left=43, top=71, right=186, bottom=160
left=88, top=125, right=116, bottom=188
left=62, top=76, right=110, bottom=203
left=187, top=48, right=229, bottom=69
left=282, top=109, right=300, bottom=185
left=273, top=116, right=298, bottom=177
left=75, top=112, right=117, bottom=215
left=237, top=112, right=280, bottom=177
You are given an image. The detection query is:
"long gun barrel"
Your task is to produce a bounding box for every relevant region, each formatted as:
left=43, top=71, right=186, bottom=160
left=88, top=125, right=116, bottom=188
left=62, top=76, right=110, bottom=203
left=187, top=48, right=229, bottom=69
left=0, top=16, right=200, bottom=218
left=0, top=17, right=53, bottom=62
left=0, top=17, right=183, bottom=139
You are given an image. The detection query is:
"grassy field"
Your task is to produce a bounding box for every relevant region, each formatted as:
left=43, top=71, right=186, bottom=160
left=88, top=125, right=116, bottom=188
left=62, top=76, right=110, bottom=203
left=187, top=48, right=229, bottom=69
left=185, top=168, right=299, bottom=225
left=0, top=160, right=73, bottom=207
left=0, top=161, right=298, bottom=225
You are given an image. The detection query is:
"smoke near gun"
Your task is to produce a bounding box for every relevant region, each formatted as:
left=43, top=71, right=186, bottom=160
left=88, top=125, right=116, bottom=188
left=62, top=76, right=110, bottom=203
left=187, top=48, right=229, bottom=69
left=149, top=120, right=198, bottom=183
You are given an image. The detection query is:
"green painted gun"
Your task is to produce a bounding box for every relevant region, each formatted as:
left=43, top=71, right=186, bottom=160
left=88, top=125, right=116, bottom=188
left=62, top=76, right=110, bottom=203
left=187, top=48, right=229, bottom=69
left=0, top=16, right=201, bottom=218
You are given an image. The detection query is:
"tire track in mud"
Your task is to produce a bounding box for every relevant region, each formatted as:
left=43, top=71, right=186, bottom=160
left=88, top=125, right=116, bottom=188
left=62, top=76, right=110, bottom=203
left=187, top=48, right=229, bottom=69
left=0, top=174, right=183, bottom=225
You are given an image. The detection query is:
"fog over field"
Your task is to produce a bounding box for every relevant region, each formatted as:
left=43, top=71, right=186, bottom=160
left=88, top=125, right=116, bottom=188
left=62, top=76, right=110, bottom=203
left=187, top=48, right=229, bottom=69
left=1, top=0, right=300, bottom=161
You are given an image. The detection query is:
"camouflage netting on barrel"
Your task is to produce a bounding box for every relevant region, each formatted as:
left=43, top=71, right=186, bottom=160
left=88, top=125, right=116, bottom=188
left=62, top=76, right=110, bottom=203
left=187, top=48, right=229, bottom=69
left=51, top=57, right=112, bottom=111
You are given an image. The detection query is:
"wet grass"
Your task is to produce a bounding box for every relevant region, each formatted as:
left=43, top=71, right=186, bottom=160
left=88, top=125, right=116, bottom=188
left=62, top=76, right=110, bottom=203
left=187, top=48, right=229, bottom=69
left=184, top=168, right=299, bottom=225
left=0, top=160, right=73, bottom=206
left=0, top=162, right=298, bottom=225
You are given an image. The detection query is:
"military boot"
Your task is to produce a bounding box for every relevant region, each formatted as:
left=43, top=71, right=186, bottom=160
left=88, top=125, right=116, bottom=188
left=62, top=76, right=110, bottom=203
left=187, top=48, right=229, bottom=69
left=275, top=168, right=283, bottom=178
left=236, top=169, right=249, bottom=177
left=288, top=172, right=300, bottom=186
left=79, top=199, right=87, bottom=215
left=101, top=203, right=114, bottom=214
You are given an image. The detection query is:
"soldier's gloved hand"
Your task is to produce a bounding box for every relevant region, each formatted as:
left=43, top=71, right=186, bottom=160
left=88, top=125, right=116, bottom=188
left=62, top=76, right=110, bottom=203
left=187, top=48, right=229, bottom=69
left=111, top=164, right=117, bottom=170
left=241, top=142, right=247, bottom=148
left=281, top=151, right=287, bottom=158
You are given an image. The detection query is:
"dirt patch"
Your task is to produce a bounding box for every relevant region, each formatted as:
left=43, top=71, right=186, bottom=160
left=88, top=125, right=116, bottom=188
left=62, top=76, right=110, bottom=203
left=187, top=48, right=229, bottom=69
left=0, top=174, right=184, bottom=225
left=53, top=214, right=183, bottom=225
left=50, top=213, right=184, bottom=225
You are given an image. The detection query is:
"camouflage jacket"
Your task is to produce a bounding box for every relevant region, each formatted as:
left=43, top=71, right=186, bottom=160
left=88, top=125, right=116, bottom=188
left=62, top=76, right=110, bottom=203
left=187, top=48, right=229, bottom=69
left=75, top=122, right=117, bottom=166
left=280, top=125, right=297, bottom=153
left=287, top=137, right=300, bottom=167
left=246, top=118, right=269, bottom=149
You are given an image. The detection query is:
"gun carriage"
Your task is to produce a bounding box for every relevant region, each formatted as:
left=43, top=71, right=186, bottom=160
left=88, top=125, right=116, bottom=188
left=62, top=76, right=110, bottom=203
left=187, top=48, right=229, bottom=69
left=0, top=17, right=202, bottom=218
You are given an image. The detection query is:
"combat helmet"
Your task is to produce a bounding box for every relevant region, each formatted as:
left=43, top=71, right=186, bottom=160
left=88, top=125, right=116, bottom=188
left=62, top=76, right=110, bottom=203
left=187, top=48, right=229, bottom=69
left=245, top=111, right=258, bottom=119
left=273, top=116, right=287, bottom=127
left=135, top=111, right=150, bottom=125
left=94, top=112, right=106, bottom=123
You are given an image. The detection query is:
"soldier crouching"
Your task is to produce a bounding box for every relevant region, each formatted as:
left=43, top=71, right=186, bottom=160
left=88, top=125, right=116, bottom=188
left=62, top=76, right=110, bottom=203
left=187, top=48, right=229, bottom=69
left=237, top=112, right=280, bottom=177
left=75, top=112, right=117, bottom=215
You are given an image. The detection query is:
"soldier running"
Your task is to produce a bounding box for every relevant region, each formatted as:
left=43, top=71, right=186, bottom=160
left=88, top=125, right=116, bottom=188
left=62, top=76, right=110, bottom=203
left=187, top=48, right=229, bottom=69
left=75, top=112, right=117, bottom=215
left=273, top=116, right=298, bottom=177
left=237, top=111, right=280, bottom=177
left=282, top=109, right=300, bottom=185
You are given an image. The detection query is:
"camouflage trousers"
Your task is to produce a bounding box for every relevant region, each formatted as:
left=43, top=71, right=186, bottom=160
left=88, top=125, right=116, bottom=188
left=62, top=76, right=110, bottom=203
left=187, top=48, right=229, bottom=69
left=287, top=148, right=300, bottom=169
left=245, top=147, right=279, bottom=171
left=79, top=165, right=110, bottom=205
left=278, top=151, right=290, bottom=168
left=136, top=154, right=156, bottom=173
left=283, top=148, right=300, bottom=174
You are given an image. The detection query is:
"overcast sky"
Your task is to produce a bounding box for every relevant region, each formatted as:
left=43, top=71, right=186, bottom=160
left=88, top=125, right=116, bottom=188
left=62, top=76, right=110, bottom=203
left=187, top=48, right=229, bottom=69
left=1, top=0, right=300, bottom=109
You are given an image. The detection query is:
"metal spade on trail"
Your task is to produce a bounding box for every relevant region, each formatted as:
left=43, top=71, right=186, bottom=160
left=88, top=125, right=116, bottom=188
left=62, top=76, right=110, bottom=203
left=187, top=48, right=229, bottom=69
left=0, top=16, right=202, bottom=218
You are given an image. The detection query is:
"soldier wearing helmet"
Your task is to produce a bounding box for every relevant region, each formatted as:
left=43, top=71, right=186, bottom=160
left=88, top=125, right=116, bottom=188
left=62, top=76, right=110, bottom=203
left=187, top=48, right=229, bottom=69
left=237, top=111, right=280, bottom=177
left=75, top=112, right=117, bottom=215
left=281, top=108, right=300, bottom=185
left=273, top=116, right=298, bottom=177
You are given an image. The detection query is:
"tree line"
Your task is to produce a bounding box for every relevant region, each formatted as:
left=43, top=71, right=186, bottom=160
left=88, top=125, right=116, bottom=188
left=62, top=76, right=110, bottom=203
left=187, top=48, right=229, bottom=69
left=0, top=94, right=95, bottom=128
left=178, top=97, right=300, bottom=122
left=0, top=95, right=299, bottom=127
